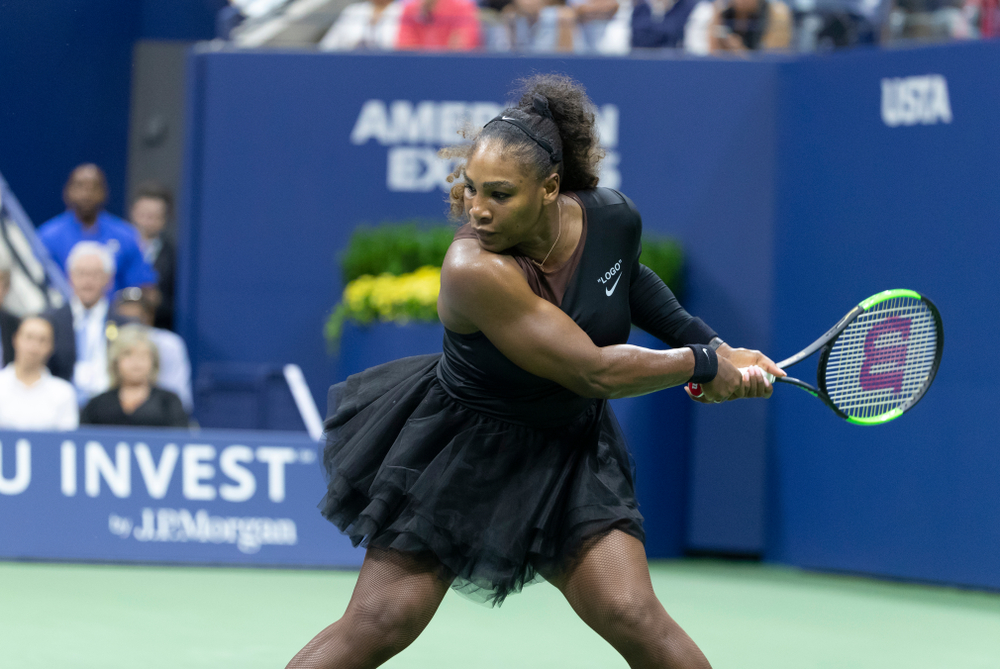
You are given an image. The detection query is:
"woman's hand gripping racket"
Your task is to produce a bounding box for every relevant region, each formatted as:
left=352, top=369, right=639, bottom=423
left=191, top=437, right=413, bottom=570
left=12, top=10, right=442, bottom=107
left=689, top=289, right=944, bottom=425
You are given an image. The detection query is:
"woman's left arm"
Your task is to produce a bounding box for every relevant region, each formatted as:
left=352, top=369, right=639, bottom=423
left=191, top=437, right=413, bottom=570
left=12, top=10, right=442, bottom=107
left=628, top=259, right=784, bottom=399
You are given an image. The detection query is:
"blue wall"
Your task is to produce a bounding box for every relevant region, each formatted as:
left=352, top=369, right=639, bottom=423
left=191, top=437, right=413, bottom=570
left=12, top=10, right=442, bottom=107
left=767, top=43, right=1000, bottom=589
left=0, top=0, right=221, bottom=225
left=0, top=0, right=141, bottom=221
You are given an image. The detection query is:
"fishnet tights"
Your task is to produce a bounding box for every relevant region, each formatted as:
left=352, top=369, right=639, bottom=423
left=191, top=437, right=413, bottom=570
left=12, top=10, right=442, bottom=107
left=285, top=548, right=450, bottom=669
left=286, top=531, right=710, bottom=669
left=551, top=530, right=713, bottom=669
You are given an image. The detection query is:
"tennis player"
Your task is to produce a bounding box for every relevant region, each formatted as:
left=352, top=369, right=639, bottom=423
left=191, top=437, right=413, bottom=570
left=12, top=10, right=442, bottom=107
left=288, top=74, right=784, bottom=669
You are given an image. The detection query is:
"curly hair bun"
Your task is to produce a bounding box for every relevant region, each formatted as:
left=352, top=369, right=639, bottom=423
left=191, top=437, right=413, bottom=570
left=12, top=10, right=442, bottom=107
left=514, top=74, right=604, bottom=192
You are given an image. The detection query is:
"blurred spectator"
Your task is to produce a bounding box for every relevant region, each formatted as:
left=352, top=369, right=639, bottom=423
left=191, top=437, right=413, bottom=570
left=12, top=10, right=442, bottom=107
left=81, top=324, right=188, bottom=428
left=37, top=164, right=158, bottom=295
left=790, top=0, right=886, bottom=49
left=0, top=252, right=20, bottom=366
left=217, top=0, right=248, bottom=39
left=889, top=0, right=951, bottom=40
left=709, top=0, right=792, bottom=51
left=489, top=0, right=581, bottom=51
left=113, top=288, right=193, bottom=413
left=569, top=0, right=631, bottom=51
left=0, top=317, right=78, bottom=431
left=396, top=0, right=483, bottom=49
left=44, top=242, right=129, bottom=404
left=684, top=0, right=718, bottom=52
left=632, top=0, right=700, bottom=47
left=129, top=182, right=176, bottom=331
left=974, top=0, right=1000, bottom=36
left=319, top=0, right=403, bottom=49
left=890, top=0, right=980, bottom=40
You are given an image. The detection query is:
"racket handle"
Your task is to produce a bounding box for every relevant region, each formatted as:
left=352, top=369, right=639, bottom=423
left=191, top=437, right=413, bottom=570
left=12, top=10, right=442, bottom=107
left=687, top=366, right=775, bottom=398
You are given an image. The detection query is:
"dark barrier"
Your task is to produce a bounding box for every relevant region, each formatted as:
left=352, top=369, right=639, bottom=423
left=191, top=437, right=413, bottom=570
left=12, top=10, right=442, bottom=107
left=0, top=428, right=361, bottom=567
left=766, top=43, right=1000, bottom=590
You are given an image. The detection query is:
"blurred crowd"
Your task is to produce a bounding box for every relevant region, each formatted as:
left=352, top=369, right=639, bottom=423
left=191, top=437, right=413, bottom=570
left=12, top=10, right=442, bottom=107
left=219, top=0, right=998, bottom=54
left=0, top=165, right=190, bottom=432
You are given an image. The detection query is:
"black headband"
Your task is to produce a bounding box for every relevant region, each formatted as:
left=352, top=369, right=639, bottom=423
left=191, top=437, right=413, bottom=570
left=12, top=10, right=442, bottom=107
left=483, top=114, right=563, bottom=165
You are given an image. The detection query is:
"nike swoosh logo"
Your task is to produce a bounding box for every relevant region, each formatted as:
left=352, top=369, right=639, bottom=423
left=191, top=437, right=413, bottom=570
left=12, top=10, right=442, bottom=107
left=605, top=275, right=622, bottom=297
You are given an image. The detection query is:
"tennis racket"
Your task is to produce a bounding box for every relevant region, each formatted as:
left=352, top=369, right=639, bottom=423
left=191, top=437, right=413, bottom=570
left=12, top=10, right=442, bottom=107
left=689, top=289, right=944, bottom=425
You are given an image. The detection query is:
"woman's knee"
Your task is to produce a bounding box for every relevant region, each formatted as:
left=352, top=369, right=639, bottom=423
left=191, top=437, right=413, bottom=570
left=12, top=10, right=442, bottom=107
left=343, top=597, right=432, bottom=655
left=590, top=589, right=666, bottom=638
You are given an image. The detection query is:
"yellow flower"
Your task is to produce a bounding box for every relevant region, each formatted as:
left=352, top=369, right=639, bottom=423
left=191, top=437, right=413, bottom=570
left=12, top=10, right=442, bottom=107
left=340, top=266, right=441, bottom=324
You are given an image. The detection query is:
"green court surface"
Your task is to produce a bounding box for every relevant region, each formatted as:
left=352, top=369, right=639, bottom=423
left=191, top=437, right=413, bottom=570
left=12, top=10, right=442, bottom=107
left=2, top=559, right=999, bottom=668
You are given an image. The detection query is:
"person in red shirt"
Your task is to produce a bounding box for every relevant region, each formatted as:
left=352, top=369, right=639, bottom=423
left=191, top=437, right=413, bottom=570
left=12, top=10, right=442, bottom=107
left=396, top=0, right=483, bottom=49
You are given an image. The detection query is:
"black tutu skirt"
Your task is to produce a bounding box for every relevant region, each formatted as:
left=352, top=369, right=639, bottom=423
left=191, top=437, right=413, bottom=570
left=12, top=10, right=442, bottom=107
left=319, top=354, right=644, bottom=605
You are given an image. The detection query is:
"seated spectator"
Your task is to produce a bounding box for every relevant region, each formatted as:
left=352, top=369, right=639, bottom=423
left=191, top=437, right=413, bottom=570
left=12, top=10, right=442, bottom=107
left=81, top=324, right=188, bottom=428
left=217, top=0, right=247, bottom=39
left=966, top=0, right=1000, bottom=37
left=319, top=0, right=403, bottom=49
left=684, top=0, right=719, bottom=53
left=632, top=0, right=700, bottom=48
left=708, top=0, right=792, bottom=52
left=569, top=0, right=631, bottom=52
left=396, top=0, right=482, bottom=49
left=37, top=164, right=157, bottom=296
left=0, top=252, right=20, bottom=367
left=489, top=0, right=581, bottom=51
left=792, top=0, right=887, bottom=49
left=889, top=0, right=965, bottom=41
left=0, top=317, right=78, bottom=431
left=112, top=288, right=193, bottom=413
left=44, top=242, right=130, bottom=404
left=129, top=182, right=176, bottom=331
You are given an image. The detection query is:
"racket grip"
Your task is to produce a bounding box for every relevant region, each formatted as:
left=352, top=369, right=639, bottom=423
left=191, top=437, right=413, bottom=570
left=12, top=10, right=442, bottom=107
left=687, top=366, right=775, bottom=398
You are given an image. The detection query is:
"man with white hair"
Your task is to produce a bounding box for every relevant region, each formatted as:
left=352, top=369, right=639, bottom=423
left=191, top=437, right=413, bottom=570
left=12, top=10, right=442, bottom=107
left=44, top=241, right=130, bottom=405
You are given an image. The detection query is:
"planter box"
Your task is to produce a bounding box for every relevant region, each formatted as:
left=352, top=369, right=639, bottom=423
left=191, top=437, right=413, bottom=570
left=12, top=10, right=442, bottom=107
left=335, top=323, right=690, bottom=558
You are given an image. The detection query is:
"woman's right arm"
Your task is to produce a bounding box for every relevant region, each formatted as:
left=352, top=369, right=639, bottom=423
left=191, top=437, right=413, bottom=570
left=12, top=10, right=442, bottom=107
left=438, top=240, right=743, bottom=400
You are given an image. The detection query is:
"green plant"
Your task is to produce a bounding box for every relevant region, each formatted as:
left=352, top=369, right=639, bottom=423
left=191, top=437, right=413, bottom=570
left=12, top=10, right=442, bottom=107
left=639, top=234, right=684, bottom=300
left=339, top=222, right=455, bottom=284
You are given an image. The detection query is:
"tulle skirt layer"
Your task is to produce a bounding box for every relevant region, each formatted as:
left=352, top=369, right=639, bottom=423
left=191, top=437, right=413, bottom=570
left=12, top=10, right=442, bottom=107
left=319, top=354, right=644, bottom=605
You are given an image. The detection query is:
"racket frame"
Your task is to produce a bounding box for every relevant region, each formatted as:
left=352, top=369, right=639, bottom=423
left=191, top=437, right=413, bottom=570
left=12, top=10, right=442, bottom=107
left=773, top=289, right=943, bottom=425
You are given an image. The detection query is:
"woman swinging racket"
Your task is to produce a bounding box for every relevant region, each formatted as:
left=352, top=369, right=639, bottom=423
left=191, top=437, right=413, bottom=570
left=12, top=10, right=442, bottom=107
left=287, top=74, right=784, bottom=669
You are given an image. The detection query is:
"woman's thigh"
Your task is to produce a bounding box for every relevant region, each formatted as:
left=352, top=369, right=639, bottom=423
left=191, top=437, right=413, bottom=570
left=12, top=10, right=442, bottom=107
left=549, top=530, right=712, bottom=669
left=343, top=547, right=452, bottom=634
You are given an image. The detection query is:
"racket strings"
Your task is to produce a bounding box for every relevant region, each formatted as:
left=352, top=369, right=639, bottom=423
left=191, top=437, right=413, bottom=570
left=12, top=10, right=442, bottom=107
left=823, top=297, right=939, bottom=419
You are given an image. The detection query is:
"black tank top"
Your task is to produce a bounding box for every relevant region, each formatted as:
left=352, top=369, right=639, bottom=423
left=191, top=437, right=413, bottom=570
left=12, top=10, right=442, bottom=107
left=437, top=188, right=641, bottom=428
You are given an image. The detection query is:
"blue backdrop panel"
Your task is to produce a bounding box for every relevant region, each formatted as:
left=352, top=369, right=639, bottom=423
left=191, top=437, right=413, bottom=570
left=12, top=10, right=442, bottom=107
left=0, top=428, right=362, bottom=567
left=768, top=42, right=1000, bottom=588
left=0, top=0, right=224, bottom=224
left=180, top=51, right=780, bottom=554
left=0, top=0, right=141, bottom=221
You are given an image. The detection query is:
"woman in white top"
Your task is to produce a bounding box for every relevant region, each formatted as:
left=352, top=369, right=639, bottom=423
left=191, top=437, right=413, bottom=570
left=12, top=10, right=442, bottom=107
left=0, top=317, right=78, bottom=431
left=319, top=0, right=403, bottom=50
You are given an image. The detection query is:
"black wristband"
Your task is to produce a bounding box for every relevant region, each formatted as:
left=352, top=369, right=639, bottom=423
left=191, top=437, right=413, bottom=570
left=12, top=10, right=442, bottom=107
left=686, top=344, right=719, bottom=384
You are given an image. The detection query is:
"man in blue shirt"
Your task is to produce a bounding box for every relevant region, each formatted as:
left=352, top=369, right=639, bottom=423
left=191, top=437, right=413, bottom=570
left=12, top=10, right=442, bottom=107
left=37, top=164, right=158, bottom=293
